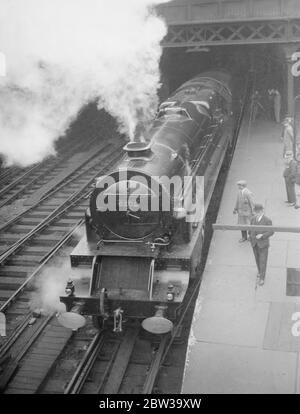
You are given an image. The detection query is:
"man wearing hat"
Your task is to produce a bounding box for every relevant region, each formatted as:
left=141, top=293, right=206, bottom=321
left=233, top=180, right=254, bottom=242
left=283, top=151, right=299, bottom=208
left=249, top=204, right=274, bottom=286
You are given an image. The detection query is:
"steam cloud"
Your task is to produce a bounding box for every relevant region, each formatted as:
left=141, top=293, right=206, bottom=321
left=0, top=0, right=170, bottom=166
left=29, top=263, right=71, bottom=314
left=29, top=227, right=86, bottom=314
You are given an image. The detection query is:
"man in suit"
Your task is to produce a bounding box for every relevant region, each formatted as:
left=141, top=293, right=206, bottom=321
left=233, top=180, right=254, bottom=242
left=248, top=204, right=274, bottom=286
left=283, top=150, right=300, bottom=209
left=268, top=89, right=281, bottom=123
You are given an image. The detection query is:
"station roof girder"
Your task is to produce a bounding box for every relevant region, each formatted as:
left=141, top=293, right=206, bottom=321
left=162, top=19, right=300, bottom=47
left=157, top=0, right=300, bottom=46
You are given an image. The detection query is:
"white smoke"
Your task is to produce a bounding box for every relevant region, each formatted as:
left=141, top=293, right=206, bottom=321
left=0, top=0, right=170, bottom=166
left=29, top=261, right=87, bottom=314
left=29, top=264, right=70, bottom=314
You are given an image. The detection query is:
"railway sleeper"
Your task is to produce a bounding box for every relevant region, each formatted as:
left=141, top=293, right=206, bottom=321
left=25, top=212, right=51, bottom=219
left=33, top=206, right=56, bottom=212
left=7, top=300, right=30, bottom=311
left=40, top=201, right=69, bottom=207
left=0, top=289, right=16, bottom=301
left=21, top=246, right=50, bottom=256
left=50, top=219, right=78, bottom=226
left=42, top=226, right=71, bottom=234
left=18, top=218, right=43, bottom=226
left=6, top=255, right=43, bottom=266
left=0, top=277, right=27, bottom=290
left=7, top=225, right=35, bottom=234
left=0, top=234, right=23, bottom=242
left=31, top=235, right=63, bottom=245
left=0, top=265, right=35, bottom=277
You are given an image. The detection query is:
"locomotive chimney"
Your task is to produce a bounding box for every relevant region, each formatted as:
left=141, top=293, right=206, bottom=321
left=123, top=141, right=152, bottom=158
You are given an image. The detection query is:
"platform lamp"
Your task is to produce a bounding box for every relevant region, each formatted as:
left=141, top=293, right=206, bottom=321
left=293, top=94, right=300, bottom=160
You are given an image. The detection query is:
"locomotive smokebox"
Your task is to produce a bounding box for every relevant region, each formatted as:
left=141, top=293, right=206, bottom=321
left=141, top=305, right=173, bottom=334
left=57, top=303, right=86, bottom=330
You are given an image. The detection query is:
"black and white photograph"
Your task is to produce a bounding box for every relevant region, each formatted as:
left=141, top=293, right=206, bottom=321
left=0, top=0, right=300, bottom=398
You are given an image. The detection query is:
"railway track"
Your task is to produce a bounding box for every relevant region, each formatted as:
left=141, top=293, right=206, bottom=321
left=0, top=166, right=33, bottom=191
left=0, top=141, right=123, bottom=307
left=59, top=280, right=200, bottom=395
left=0, top=143, right=121, bottom=392
left=0, top=141, right=124, bottom=392
left=0, top=242, right=198, bottom=394
left=0, top=137, right=123, bottom=253
left=31, top=324, right=153, bottom=394
left=36, top=320, right=181, bottom=394
left=0, top=137, right=98, bottom=209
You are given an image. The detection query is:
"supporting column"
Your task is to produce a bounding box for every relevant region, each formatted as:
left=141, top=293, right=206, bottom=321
left=283, top=44, right=299, bottom=117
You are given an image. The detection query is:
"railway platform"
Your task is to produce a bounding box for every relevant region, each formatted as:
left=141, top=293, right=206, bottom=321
left=182, top=119, right=300, bottom=394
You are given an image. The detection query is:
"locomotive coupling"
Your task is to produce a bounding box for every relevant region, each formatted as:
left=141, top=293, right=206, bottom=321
left=142, top=305, right=173, bottom=334
left=57, top=302, right=86, bottom=330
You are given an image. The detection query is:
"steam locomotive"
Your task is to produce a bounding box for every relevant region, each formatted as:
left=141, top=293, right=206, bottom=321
left=58, top=71, right=234, bottom=334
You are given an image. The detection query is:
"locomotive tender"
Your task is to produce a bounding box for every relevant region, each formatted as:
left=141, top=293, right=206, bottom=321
left=58, top=71, right=234, bottom=334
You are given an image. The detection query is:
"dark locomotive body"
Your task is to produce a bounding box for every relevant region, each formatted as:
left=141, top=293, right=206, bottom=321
left=59, top=71, right=234, bottom=333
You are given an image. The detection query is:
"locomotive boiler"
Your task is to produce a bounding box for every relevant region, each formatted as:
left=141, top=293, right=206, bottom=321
left=58, top=71, right=234, bottom=334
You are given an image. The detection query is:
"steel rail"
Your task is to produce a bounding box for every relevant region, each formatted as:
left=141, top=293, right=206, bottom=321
left=0, top=313, right=33, bottom=360
left=0, top=314, right=54, bottom=392
left=0, top=163, right=42, bottom=200
left=0, top=218, right=90, bottom=391
left=63, top=327, right=139, bottom=395
left=64, top=330, right=106, bottom=394
left=0, top=167, right=18, bottom=183
left=141, top=334, right=169, bottom=394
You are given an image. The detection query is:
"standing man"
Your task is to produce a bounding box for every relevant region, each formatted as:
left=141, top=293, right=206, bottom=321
left=282, top=117, right=294, bottom=157
left=250, top=91, right=264, bottom=121
left=233, top=180, right=255, bottom=242
left=283, top=151, right=300, bottom=209
left=268, top=89, right=281, bottom=123
left=249, top=204, right=274, bottom=286
left=273, top=89, right=281, bottom=123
